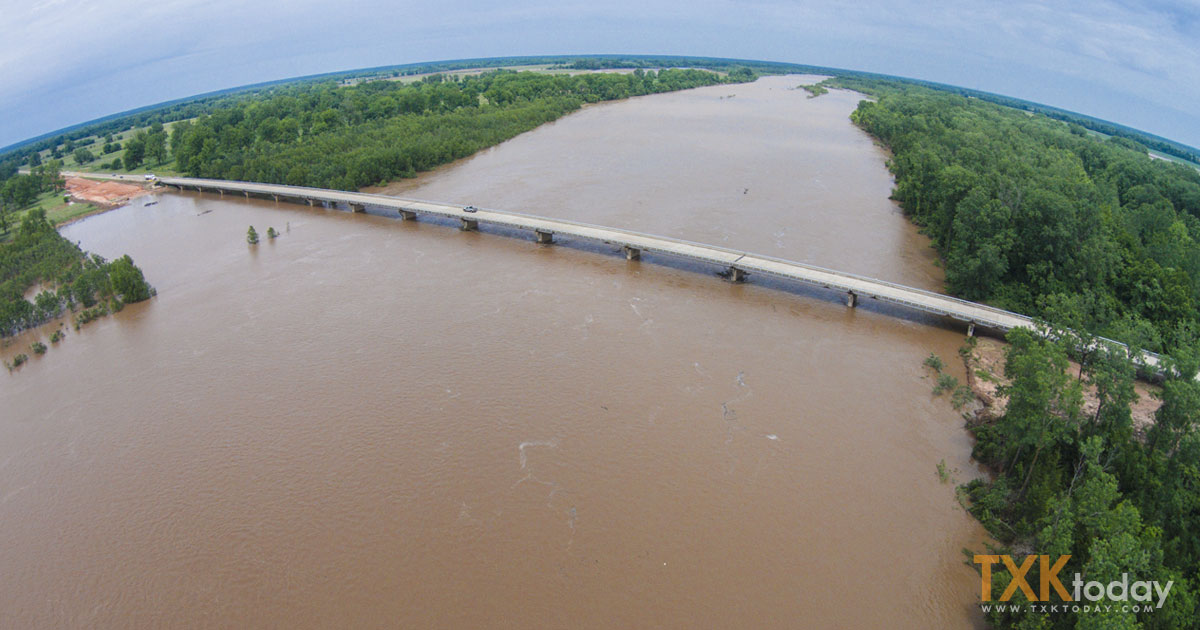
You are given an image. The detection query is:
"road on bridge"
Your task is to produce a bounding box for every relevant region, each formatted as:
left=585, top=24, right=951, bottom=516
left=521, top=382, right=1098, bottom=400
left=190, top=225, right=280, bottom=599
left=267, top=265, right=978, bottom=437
left=68, top=172, right=1169, bottom=376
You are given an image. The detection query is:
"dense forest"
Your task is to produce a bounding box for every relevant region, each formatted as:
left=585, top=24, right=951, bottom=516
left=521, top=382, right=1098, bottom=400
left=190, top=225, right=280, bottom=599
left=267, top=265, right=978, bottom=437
left=860, top=79, right=1200, bottom=165
left=838, top=79, right=1200, bottom=628
left=0, top=66, right=740, bottom=338
left=0, top=209, right=153, bottom=338
left=953, top=327, right=1200, bottom=629
left=5, top=54, right=1194, bottom=179
left=837, top=78, right=1200, bottom=357
left=164, top=68, right=742, bottom=190
left=0, top=60, right=754, bottom=180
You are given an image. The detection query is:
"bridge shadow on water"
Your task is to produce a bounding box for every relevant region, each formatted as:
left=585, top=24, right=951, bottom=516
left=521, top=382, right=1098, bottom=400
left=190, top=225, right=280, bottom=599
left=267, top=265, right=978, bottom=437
left=209, top=191, right=980, bottom=341
left=333, top=199, right=981, bottom=340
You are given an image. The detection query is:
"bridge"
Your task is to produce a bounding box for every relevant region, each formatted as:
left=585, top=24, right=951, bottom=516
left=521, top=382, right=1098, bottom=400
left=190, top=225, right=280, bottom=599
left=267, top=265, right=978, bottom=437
left=77, top=172, right=1168, bottom=374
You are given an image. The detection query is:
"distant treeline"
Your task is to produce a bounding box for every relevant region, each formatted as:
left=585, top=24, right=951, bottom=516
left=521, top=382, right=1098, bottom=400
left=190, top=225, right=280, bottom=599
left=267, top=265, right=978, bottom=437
left=885, top=78, right=1200, bottom=165
left=0, top=55, right=760, bottom=169
left=4, top=55, right=1196, bottom=175
left=836, top=77, right=1200, bottom=356
left=166, top=68, right=740, bottom=190
left=0, top=210, right=153, bottom=337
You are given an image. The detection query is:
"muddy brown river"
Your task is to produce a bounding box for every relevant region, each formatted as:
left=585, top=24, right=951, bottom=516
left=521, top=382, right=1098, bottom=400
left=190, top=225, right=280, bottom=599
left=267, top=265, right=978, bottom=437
left=1, top=75, right=988, bottom=628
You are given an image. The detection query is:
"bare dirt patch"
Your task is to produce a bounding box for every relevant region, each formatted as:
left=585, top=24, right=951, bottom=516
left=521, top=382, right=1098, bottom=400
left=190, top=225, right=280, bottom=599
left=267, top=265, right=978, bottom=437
left=963, top=337, right=1161, bottom=437
left=64, top=177, right=151, bottom=207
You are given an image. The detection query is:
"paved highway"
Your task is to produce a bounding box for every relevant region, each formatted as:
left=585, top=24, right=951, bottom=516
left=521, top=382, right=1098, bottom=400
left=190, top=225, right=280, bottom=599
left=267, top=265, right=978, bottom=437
left=69, top=172, right=1168, bottom=375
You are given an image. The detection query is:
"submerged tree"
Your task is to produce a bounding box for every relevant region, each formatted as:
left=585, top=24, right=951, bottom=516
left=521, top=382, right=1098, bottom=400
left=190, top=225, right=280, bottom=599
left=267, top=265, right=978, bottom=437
left=246, top=225, right=259, bottom=244
left=266, top=227, right=278, bottom=239
left=108, top=255, right=153, bottom=303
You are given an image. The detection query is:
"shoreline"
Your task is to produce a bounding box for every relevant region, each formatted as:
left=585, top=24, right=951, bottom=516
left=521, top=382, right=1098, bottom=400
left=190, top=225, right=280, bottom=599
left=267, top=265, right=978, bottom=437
left=961, top=336, right=1162, bottom=437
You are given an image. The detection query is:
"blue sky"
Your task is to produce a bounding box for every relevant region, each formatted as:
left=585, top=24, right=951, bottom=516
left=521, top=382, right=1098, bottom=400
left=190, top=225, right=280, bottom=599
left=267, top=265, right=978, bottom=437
left=1, top=0, right=1198, bottom=150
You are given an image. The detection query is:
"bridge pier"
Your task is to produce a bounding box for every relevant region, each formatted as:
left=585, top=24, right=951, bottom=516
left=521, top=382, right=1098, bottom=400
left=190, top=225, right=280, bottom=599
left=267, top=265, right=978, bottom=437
left=308, top=198, right=321, bottom=207
left=351, top=203, right=366, bottom=213
left=398, top=209, right=416, bottom=221
left=243, top=191, right=249, bottom=198
left=623, top=246, right=641, bottom=261
left=272, top=194, right=280, bottom=202
left=727, top=266, right=746, bottom=282
left=967, top=323, right=976, bottom=337
left=460, top=218, right=478, bottom=231
left=846, top=291, right=858, bottom=308
left=534, top=229, right=553, bottom=244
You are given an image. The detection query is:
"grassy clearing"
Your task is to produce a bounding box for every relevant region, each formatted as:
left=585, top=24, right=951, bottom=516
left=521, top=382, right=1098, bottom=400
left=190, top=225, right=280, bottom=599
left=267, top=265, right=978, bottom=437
left=1, top=190, right=101, bottom=242
left=34, top=119, right=193, bottom=173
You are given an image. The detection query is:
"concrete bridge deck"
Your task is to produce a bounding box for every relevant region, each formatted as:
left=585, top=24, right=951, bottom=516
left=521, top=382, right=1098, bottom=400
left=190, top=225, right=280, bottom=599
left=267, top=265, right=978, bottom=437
left=77, top=172, right=1166, bottom=374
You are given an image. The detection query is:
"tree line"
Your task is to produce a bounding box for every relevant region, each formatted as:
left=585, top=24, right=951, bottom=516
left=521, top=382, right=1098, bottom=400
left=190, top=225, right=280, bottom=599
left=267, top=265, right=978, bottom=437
left=165, top=68, right=743, bottom=190
left=836, top=77, right=1200, bottom=628
left=837, top=78, right=1200, bottom=357
left=0, top=209, right=153, bottom=337
left=959, top=327, right=1200, bottom=629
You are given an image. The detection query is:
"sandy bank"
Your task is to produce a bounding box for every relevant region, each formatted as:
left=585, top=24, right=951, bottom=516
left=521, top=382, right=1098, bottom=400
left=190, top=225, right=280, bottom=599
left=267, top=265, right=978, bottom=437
left=963, top=337, right=1162, bottom=437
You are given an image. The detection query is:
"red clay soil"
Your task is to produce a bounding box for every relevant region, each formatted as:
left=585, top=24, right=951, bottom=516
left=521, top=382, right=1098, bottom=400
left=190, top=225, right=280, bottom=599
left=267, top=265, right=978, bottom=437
left=64, top=177, right=150, bottom=206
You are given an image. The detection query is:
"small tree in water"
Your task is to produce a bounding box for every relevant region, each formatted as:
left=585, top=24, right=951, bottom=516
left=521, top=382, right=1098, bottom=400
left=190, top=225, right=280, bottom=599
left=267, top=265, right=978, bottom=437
left=267, top=227, right=278, bottom=239
left=247, top=225, right=259, bottom=244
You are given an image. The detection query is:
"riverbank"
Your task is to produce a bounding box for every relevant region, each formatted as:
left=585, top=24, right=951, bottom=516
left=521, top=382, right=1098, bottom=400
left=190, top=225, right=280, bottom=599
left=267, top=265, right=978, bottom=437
left=962, top=336, right=1162, bottom=434
left=0, top=75, right=990, bottom=629
left=55, top=177, right=153, bottom=225
left=64, top=176, right=150, bottom=207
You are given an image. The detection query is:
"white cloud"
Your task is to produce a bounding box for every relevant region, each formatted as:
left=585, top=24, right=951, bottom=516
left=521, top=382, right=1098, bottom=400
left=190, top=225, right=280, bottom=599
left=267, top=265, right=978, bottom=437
left=1, top=0, right=1198, bottom=147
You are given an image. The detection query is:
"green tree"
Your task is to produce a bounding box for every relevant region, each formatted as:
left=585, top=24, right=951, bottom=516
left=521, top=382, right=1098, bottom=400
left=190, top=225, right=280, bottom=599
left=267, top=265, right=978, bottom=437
left=1148, top=378, right=1200, bottom=456
left=123, top=132, right=147, bottom=168
left=43, top=159, right=64, bottom=191
left=146, top=130, right=168, bottom=164
left=73, top=147, right=96, bottom=164
left=247, top=225, right=259, bottom=244
left=998, top=328, right=1082, bottom=496
left=107, top=255, right=152, bottom=302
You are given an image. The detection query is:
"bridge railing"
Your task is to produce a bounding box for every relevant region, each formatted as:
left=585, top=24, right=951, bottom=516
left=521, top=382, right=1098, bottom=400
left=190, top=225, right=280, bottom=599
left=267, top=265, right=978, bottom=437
left=158, top=175, right=1169, bottom=374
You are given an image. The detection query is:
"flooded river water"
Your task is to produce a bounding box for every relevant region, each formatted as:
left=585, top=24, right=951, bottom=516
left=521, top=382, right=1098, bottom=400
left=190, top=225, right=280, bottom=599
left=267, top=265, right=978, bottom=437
left=1, top=75, right=987, bottom=628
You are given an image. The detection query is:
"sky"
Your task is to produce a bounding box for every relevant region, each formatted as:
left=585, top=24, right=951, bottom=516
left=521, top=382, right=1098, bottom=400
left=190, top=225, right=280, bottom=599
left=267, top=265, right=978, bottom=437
left=1, top=0, right=1198, bottom=150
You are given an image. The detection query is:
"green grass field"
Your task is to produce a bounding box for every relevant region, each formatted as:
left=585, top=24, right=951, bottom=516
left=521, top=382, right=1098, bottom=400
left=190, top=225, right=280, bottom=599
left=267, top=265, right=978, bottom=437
left=34, top=119, right=192, bottom=174
left=0, top=189, right=103, bottom=242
